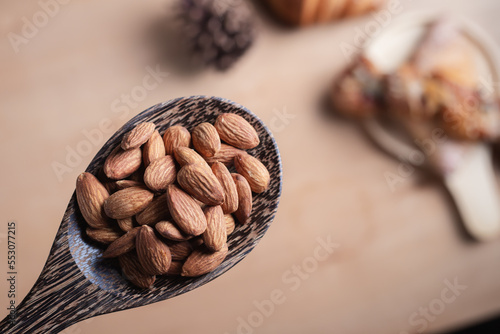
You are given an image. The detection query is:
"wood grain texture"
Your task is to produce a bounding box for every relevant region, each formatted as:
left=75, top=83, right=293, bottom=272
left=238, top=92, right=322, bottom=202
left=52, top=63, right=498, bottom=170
left=0, top=96, right=282, bottom=334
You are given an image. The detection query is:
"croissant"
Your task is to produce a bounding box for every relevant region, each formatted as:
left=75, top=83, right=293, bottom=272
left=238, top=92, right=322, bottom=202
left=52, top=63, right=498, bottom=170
left=263, top=0, right=386, bottom=26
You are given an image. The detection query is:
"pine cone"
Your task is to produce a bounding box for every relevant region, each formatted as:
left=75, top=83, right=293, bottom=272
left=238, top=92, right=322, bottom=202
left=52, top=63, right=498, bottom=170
left=179, top=0, right=257, bottom=70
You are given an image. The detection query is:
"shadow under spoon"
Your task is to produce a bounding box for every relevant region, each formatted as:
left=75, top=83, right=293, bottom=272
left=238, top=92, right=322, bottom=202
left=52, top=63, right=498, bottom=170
left=0, top=96, right=283, bottom=334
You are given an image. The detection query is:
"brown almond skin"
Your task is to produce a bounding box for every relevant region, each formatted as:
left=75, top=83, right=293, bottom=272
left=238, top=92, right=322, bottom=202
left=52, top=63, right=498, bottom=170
left=202, top=206, right=227, bottom=252
left=117, top=217, right=135, bottom=232
left=225, top=214, right=236, bottom=235
left=103, top=227, right=140, bottom=258
left=143, top=155, right=177, bottom=192
left=143, top=130, right=166, bottom=167
left=231, top=173, right=252, bottom=225
left=103, top=146, right=142, bottom=180
left=155, top=221, right=191, bottom=241
left=181, top=244, right=229, bottom=277
left=127, top=166, right=145, bottom=183
left=135, top=193, right=170, bottom=225
left=190, top=236, right=204, bottom=248
left=204, top=143, right=245, bottom=167
left=234, top=152, right=270, bottom=193
left=98, top=168, right=118, bottom=194
left=163, top=125, right=191, bottom=155
left=174, top=146, right=210, bottom=168
left=194, top=198, right=207, bottom=211
left=212, top=162, right=238, bottom=214
left=166, top=261, right=184, bottom=275
left=114, top=179, right=145, bottom=191
left=192, top=122, right=221, bottom=157
left=86, top=227, right=122, bottom=244
left=121, top=122, right=156, bottom=150
left=214, top=113, right=259, bottom=149
left=166, top=185, right=207, bottom=236
left=168, top=241, right=193, bottom=261
left=177, top=164, right=224, bottom=206
left=104, top=187, right=154, bottom=220
left=136, top=225, right=172, bottom=275
left=119, top=252, right=155, bottom=289
left=76, top=172, right=111, bottom=229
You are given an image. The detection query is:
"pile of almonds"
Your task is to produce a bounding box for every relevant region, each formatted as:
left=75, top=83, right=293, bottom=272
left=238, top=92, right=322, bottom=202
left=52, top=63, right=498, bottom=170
left=76, top=113, right=270, bottom=288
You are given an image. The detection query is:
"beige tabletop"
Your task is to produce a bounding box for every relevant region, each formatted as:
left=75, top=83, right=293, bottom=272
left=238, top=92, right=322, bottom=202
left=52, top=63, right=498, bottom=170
left=2, top=0, right=500, bottom=333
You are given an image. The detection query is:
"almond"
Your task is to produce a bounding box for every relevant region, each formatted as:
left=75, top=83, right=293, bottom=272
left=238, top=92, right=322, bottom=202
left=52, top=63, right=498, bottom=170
left=234, top=152, right=270, bottom=193
left=212, top=162, right=238, bottom=214
left=231, top=173, right=252, bottom=225
left=168, top=241, right=193, bottom=261
left=135, top=193, right=170, bottom=225
left=121, top=122, right=156, bottom=150
left=144, top=155, right=177, bottom=192
left=143, top=130, right=166, bottom=167
left=86, top=227, right=122, bottom=244
left=76, top=172, right=111, bottom=229
left=104, top=187, right=154, bottom=219
left=194, top=198, right=207, bottom=211
left=166, top=185, right=207, bottom=236
left=202, top=206, right=227, bottom=252
left=119, top=252, right=155, bottom=289
left=204, top=143, right=245, bottom=167
left=98, top=168, right=118, bottom=194
left=166, top=261, right=184, bottom=275
left=190, top=236, right=204, bottom=248
left=225, top=214, right=236, bottom=235
left=115, top=179, right=145, bottom=191
left=78, top=114, right=270, bottom=289
left=127, top=166, right=145, bottom=183
left=177, top=164, right=224, bottom=205
left=192, top=122, right=221, bottom=157
left=155, top=221, right=191, bottom=241
left=136, top=225, right=172, bottom=275
left=117, top=217, right=135, bottom=232
left=214, top=113, right=259, bottom=149
left=163, top=125, right=191, bottom=155
left=103, top=227, right=140, bottom=258
left=103, top=146, right=142, bottom=180
left=174, top=147, right=209, bottom=167
left=181, top=244, right=229, bottom=277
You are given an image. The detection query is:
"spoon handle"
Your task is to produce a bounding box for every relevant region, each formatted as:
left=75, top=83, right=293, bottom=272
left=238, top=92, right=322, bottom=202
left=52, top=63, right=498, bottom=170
left=0, top=224, right=95, bottom=333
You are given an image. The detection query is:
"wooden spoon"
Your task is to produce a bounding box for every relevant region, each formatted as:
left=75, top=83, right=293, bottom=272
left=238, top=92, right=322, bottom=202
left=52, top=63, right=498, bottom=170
left=0, top=96, right=283, bottom=334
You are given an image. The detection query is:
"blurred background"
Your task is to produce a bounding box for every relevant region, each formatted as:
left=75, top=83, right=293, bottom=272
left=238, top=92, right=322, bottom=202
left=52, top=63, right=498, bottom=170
left=2, top=0, right=500, bottom=333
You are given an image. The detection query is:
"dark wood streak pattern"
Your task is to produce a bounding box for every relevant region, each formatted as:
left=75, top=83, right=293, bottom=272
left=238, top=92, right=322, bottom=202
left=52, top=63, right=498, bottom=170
left=0, top=96, right=282, bottom=334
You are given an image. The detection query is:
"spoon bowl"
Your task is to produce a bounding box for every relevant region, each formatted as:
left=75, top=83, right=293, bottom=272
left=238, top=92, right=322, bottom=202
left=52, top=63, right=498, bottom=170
left=0, top=96, right=282, bottom=334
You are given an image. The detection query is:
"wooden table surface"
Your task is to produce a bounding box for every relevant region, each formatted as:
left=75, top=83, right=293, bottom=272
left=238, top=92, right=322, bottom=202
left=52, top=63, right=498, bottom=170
left=2, top=0, right=500, bottom=333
